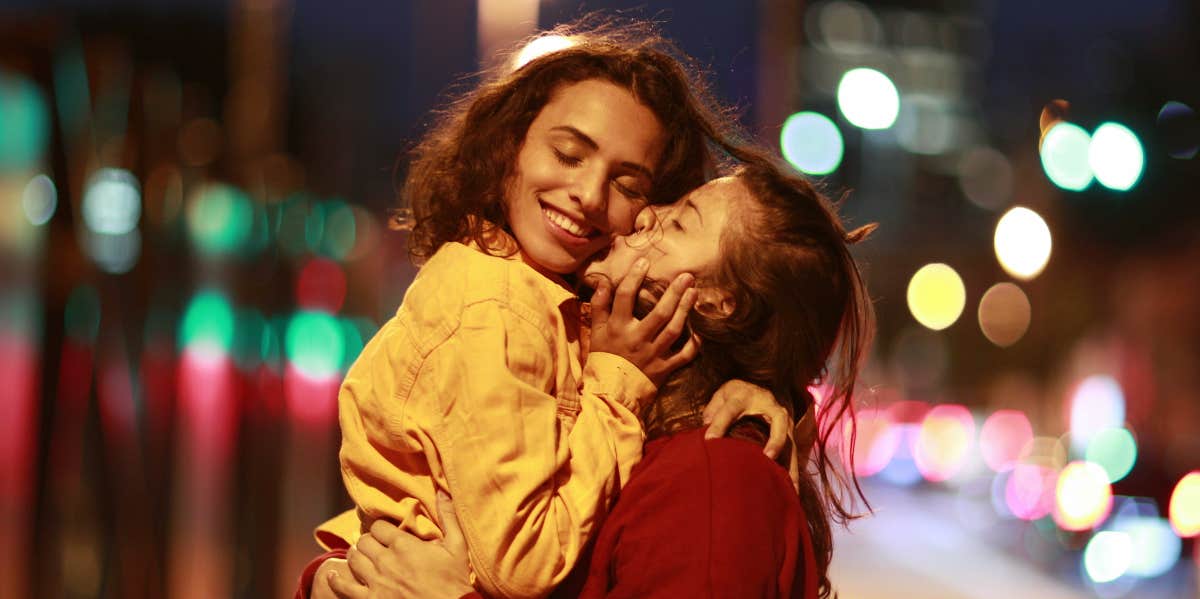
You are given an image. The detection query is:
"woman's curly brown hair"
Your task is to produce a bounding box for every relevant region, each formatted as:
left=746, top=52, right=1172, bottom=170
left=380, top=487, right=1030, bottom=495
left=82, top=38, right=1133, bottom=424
left=395, top=15, right=750, bottom=263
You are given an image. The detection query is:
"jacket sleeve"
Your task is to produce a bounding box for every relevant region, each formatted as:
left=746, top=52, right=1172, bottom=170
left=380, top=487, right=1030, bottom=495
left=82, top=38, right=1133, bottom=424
left=425, top=298, right=655, bottom=599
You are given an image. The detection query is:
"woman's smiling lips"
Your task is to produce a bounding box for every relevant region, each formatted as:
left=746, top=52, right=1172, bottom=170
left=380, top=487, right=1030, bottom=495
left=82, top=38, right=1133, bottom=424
left=540, top=202, right=598, bottom=247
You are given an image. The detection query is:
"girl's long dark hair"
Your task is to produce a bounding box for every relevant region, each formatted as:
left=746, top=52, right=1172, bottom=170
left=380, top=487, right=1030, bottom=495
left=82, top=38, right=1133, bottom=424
left=640, top=159, right=876, bottom=598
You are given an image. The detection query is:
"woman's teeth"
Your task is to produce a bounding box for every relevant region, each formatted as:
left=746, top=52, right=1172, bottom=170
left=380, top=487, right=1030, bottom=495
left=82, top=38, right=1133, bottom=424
left=543, top=207, right=594, bottom=237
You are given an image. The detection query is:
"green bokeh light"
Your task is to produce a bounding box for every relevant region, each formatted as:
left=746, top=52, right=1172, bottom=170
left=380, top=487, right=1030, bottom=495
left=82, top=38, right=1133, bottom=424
left=339, top=316, right=377, bottom=371
left=64, top=285, right=101, bottom=343
left=285, top=310, right=345, bottom=379
left=1040, top=122, right=1093, bottom=191
left=180, top=290, right=235, bottom=352
left=276, top=194, right=312, bottom=256
left=0, top=71, right=51, bottom=171
left=1085, top=427, right=1137, bottom=483
left=186, top=183, right=254, bottom=255
left=321, top=201, right=358, bottom=260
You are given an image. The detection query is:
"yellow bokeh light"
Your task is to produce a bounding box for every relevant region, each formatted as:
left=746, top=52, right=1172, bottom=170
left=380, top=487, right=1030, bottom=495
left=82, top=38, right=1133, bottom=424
left=994, top=206, right=1052, bottom=280
left=1054, top=460, right=1113, bottom=531
left=1169, top=471, right=1200, bottom=537
left=906, top=263, right=966, bottom=331
left=977, top=282, right=1032, bottom=347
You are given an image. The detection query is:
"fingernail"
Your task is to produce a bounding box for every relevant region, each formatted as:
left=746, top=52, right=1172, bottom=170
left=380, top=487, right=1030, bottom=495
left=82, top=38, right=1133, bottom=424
left=635, top=257, right=648, bottom=269
left=678, top=273, right=694, bottom=286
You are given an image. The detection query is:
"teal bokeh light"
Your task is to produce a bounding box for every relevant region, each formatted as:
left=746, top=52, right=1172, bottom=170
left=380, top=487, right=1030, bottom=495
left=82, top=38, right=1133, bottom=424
left=286, top=310, right=346, bottom=379
left=181, top=290, right=235, bottom=353
left=780, top=112, right=844, bottom=176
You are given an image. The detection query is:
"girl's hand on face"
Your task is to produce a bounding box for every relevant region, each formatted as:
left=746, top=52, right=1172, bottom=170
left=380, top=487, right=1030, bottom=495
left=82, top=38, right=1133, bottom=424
left=589, top=257, right=699, bottom=386
left=327, top=492, right=474, bottom=599
left=703, top=380, right=792, bottom=460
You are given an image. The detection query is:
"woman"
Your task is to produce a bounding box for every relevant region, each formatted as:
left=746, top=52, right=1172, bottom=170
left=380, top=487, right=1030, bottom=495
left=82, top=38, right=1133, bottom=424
left=330, top=161, right=876, bottom=598
left=302, top=17, right=800, bottom=599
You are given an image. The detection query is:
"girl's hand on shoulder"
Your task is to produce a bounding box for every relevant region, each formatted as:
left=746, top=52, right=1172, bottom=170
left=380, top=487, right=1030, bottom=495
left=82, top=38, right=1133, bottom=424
left=703, top=380, right=792, bottom=460
left=589, top=257, right=699, bottom=386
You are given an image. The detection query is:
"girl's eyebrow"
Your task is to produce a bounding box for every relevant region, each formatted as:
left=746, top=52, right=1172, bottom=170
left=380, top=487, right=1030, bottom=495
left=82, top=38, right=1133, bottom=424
left=549, top=125, right=655, bottom=178
left=683, top=198, right=703, bottom=227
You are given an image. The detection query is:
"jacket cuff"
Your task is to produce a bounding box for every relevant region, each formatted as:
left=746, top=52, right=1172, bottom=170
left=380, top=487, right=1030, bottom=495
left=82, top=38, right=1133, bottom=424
left=583, top=352, right=657, bottom=413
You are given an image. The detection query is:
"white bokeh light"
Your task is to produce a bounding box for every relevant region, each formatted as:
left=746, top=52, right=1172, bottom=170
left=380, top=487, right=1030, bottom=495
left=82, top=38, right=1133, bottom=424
left=994, top=206, right=1052, bottom=280
left=1088, top=122, right=1144, bottom=191
left=837, top=68, right=899, bottom=130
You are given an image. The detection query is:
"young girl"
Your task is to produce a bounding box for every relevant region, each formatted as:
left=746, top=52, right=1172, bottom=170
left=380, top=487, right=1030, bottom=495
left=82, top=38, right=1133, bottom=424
left=327, top=159, right=877, bottom=599
left=307, top=21, right=794, bottom=599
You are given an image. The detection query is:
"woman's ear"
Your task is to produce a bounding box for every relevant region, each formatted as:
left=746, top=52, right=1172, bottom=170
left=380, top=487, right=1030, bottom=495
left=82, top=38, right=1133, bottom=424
left=694, top=287, right=734, bottom=318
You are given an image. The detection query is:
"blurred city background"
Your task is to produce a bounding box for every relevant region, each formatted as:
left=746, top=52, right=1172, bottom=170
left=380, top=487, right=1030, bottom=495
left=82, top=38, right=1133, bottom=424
left=0, top=0, right=1197, bottom=597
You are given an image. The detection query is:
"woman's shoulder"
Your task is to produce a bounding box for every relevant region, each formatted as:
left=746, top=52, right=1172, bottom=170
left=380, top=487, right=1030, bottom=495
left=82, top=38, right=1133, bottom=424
left=631, top=428, right=797, bottom=506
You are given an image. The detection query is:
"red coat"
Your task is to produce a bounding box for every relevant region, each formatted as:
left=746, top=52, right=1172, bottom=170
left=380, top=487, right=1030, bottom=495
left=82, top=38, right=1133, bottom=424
left=555, top=427, right=818, bottom=599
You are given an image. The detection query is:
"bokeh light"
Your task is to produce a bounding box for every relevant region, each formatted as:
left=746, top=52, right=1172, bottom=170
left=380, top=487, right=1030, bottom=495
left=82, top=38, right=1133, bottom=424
left=993, top=207, right=1051, bottom=280
left=979, top=409, right=1033, bottom=472
left=22, top=174, right=57, bottom=226
left=1156, top=101, right=1198, bottom=160
left=295, top=258, right=347, bottom=312
left=913, top=404, right=975, bottom=483
left=186, top=183, right=254, bottom=255
left=84, top=228, right=141, bottom=274
left=844, top=408, right=900, bottom=477
left=957, top=146, right=1013, bottom=211
left=876, top=424, right=923, bottom=487
left=1088, top=122, right=1144, bottom=191
left=977, top=282, right=1031, bottom=347
left=906, top=263, right=965, bottom=331
left=1004, top=463, right=1058, bottom=521
left=814, top=0, right=883, bottom=53
left=1168, top=471, right=1200, bottom=537
left=180, top=291, right=235, bottom=354
left=1040, top=122, right=1093, bottom=191
left=1084, top=428, right=1137, bottom=483
left=1054, top=460, right=1113, bottom=531
left=1083, top=531, right=1132, bottom=584
left=513, top=35, right=576, bottom=70
left=1068, top=375, right=1126, bottom=455
left=1109, top=515, right=1182, bottom=578
left=837, top=67, right=899, bottom=130
left=285, top=311, right=345, bottom=380
left=780, top=111, right=844, bottom=175
left=82, top=168, right=141, bottom=235
left=895, top=94, right=957, bottom=156
left=0, top=71, right=51, bottom=171
left=317, top=200, right=357, bottom=259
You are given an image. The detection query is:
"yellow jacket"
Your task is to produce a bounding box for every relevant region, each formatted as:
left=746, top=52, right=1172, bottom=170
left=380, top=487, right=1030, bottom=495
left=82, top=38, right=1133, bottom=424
left=316, top=240, right=656, bottom=599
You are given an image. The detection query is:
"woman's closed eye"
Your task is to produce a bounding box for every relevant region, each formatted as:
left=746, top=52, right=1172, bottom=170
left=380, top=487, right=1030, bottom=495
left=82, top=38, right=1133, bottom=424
left=553, top=149, right=583, bottom=166
left=613, top=178, right=646, bottom=200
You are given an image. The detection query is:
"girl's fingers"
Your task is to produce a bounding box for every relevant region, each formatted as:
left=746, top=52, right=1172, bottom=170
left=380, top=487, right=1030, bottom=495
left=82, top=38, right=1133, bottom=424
left=650, top=286, right=695, bottom=352
left=590, top=279, right=613, bottom=329
left=436, top=490, right=468, bottom=559
left=663, top=333, right=699, bottom=377
left=328, top=570, right=368, bottom=599
left=367, top=519, right=401, bottom=547
left=762, top=408, right=790, bottom=460
left=355, top=534, right=385, bottom=561
left=701, top=390, right=725, bottom=426
left=641, top=273, right=694, bottom=336
left=612, top=258, right=649, bottom=325
left=345, top=546, right=378, bottom=585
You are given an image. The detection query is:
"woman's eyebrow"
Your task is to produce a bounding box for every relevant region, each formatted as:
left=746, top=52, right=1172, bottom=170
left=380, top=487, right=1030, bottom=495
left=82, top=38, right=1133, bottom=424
left=549, top=125, right=655, bottom=178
